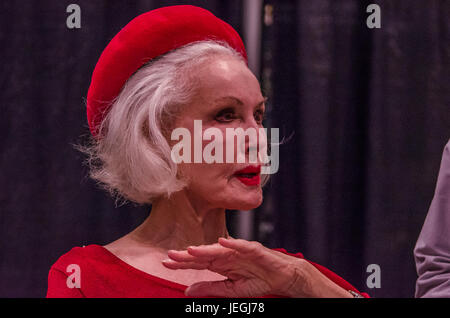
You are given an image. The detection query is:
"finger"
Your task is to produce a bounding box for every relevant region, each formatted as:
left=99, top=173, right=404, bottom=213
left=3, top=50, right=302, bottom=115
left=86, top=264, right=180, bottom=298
left=167, top=249, right=198, bottom=262
left=162, top=259, right=210, bottom=270
left=187, top=244, right=233, bottom=259
left=185, top=279, right=238, bottom=298
left=221, top=238, right=292, bottom=261
left=218, top=237, right=262, bottom=254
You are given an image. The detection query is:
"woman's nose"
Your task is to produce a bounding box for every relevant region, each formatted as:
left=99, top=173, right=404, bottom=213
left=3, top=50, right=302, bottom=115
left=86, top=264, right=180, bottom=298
left=242, top=117, right=264, bottom=163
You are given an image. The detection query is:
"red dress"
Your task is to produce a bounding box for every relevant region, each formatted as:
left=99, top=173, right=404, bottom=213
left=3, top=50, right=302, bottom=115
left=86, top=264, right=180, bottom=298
left=46, top=245, right=369, bottom=298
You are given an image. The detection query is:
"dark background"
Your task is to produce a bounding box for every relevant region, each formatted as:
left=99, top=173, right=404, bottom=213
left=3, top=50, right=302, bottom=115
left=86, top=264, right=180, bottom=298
left=0, top=0, right=449, bottom=298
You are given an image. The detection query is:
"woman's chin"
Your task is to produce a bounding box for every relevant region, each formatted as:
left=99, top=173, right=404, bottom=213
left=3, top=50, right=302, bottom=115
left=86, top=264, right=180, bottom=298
left=226, top=193, right=263, bottom=211
left=224, top=180, right=263, bottom=210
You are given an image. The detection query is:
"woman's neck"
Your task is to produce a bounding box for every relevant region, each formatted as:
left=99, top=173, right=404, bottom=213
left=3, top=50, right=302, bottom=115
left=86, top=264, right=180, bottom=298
left=129, top=191, right=230, bottom=251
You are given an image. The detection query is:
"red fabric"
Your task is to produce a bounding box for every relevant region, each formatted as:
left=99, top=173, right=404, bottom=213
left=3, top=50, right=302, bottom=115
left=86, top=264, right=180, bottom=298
left=46, top=245, right=369, bottom=298
left=86, top=5, right=247, bottom=136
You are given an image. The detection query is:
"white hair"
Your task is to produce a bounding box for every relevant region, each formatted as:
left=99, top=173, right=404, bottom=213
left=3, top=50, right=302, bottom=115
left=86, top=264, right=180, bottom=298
left=79, top=40, right=247, bottom=205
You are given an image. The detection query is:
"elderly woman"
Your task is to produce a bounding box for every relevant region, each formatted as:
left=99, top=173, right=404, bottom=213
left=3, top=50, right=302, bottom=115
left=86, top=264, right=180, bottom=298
left=46, top=5, right=367, bottom=298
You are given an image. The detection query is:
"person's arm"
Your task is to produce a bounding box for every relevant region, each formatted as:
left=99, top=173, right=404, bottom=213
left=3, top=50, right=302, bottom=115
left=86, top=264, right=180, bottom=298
left=281, top=258, right=353, bottom=298
left=163, top=237, right=363, bottom=298
left=414, top=140, right=450, bottom=297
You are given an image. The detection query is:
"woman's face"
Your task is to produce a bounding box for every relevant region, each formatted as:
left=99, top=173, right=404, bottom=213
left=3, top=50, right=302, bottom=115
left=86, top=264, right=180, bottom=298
left=171, top=55, right=266, bottom=211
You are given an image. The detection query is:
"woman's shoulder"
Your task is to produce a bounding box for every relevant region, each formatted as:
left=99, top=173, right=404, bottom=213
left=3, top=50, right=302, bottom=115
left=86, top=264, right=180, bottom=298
left=49, top=244, right=111, bottom=273
left=271, top=247, right=304, bottom=259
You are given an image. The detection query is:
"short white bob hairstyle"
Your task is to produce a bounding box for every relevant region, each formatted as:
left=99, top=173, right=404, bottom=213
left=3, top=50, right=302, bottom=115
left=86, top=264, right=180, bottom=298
left=80, top=40, right=249, bottom=205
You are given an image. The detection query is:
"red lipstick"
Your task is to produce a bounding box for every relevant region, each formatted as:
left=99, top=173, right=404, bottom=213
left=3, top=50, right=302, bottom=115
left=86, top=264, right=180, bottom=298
left=234, top=165, right=261, bottom=186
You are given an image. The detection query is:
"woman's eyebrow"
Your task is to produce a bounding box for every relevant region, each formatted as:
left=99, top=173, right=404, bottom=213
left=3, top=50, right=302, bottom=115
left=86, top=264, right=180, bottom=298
left=214, top=96, right=268, bottom=107
left=214, top=96, right=244, bottom=105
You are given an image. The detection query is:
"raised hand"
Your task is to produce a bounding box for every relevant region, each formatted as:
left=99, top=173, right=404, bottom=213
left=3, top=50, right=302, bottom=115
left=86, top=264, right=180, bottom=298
left=162, top=237, right=351, bottom=298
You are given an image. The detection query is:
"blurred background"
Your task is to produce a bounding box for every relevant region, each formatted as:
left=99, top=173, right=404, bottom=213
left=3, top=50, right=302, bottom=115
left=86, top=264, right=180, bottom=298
left=0, top=0, right=449, bottom=297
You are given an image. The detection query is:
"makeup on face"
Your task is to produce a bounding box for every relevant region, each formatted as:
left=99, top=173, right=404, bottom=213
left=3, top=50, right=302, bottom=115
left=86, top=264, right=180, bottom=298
left=233, top=165, right=261, bottom=186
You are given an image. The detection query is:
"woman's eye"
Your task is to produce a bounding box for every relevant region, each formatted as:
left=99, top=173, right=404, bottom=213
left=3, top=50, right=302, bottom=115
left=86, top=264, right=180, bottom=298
left=215, top=109, right=236, bottom=122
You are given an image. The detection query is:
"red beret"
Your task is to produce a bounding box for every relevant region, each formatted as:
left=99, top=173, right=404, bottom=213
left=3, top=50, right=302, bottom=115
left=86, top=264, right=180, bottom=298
left=86, top=5, right=247, bottom=136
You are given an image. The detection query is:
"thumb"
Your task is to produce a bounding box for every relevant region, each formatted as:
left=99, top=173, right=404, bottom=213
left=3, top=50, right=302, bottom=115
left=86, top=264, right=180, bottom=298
left=185, top=279, right=238, bottom=298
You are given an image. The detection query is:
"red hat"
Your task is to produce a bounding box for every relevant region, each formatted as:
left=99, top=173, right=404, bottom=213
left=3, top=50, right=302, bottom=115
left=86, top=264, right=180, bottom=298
left=86, top=5, right=247, bottom=136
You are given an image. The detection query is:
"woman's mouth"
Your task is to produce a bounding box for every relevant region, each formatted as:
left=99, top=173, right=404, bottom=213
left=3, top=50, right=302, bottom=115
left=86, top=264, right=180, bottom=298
left=233, top=165, right=261, bottom=186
